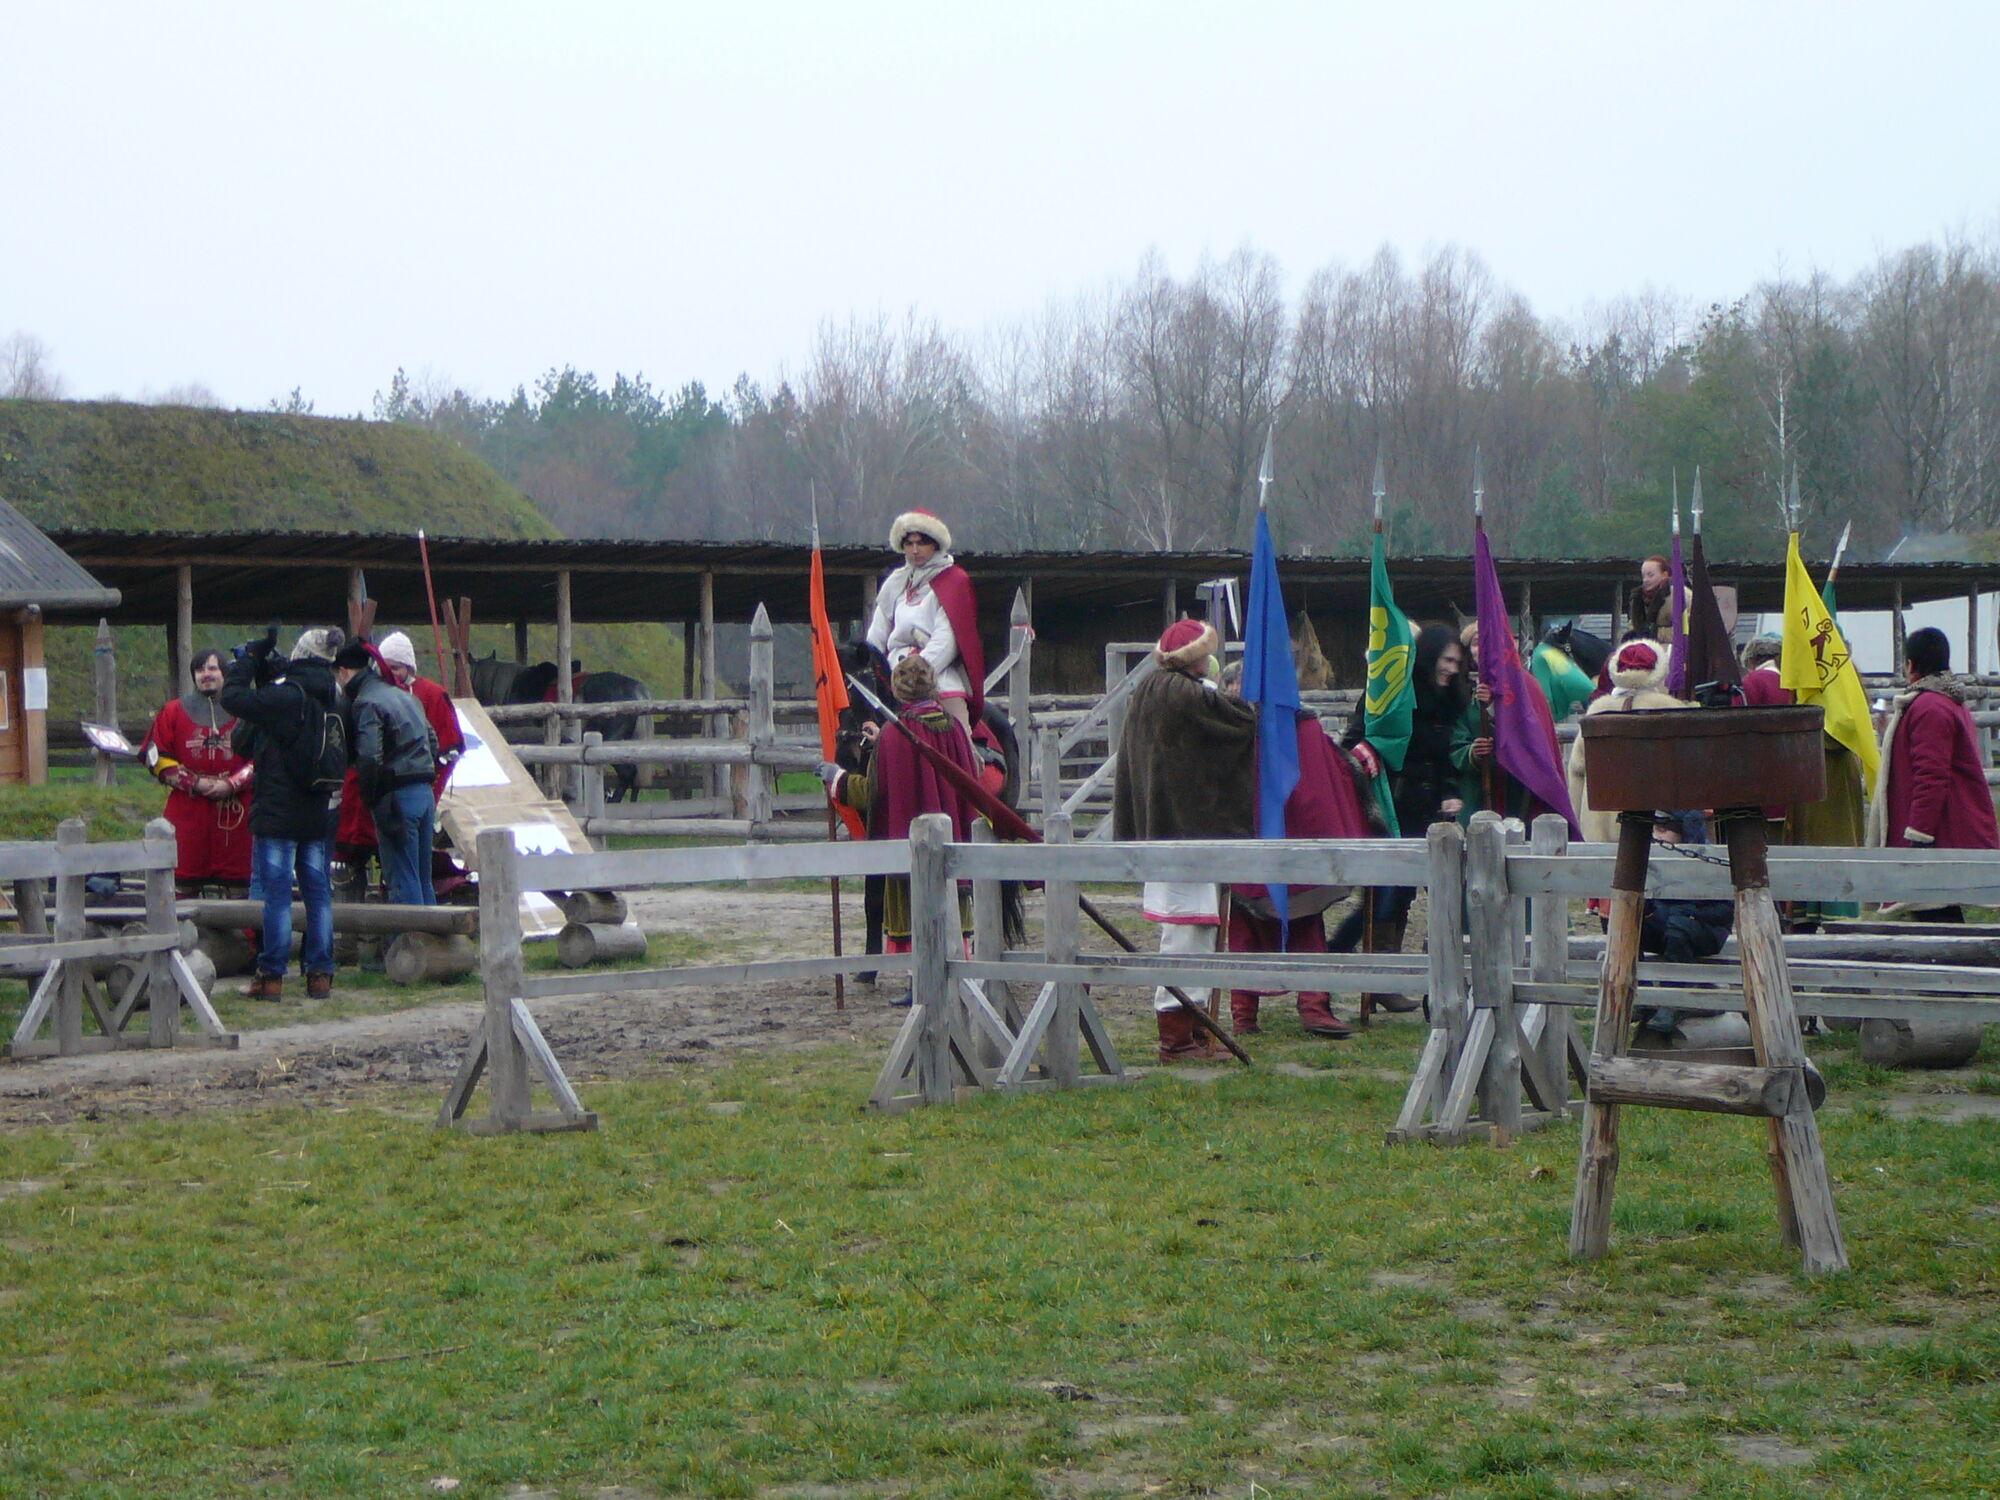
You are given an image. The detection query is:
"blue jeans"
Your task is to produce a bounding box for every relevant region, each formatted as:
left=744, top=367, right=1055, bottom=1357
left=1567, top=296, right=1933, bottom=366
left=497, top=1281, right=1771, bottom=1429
left=373, top=782, right=437, bottom=906
left=252, top=835, right=334, bottom=977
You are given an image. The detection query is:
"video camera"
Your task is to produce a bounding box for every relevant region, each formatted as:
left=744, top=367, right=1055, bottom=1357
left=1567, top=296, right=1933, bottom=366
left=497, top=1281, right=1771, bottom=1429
left=232, top=623, right=282, bottom=680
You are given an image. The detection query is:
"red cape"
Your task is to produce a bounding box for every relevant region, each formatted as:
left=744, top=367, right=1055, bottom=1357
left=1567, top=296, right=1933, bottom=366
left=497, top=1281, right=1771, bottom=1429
left=930, top=564, right=985, bottom=719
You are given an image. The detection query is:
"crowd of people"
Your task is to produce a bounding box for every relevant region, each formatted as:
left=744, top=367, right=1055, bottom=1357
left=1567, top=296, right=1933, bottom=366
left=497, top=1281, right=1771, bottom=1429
left=141, top=625, right=462, bottom=1003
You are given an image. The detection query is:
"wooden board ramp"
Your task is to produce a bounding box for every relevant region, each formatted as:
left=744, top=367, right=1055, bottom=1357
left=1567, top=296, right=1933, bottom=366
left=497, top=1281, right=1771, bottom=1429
left=7, top=818, right=236, bottom=1059
left=440, top=697, right=642, bottom=948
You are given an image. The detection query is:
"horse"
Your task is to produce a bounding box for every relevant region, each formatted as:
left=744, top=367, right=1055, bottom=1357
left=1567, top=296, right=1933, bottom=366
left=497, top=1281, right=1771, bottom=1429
left=836, top=639, right=1028, bottom=957
left=469, top=653, right=650, bottom=803
left=1542, top=620, right=1613, bottom=681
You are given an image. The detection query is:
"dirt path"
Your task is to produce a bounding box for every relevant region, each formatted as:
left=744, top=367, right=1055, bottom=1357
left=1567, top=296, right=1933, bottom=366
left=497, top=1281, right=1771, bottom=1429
left=0, top=887, right=913, bottom=1128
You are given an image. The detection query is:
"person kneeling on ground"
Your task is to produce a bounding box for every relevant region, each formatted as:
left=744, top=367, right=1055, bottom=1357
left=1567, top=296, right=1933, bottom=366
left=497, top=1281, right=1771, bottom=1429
left=818, top=654, right=979, bottom=1005
left=1112, top=618, right=1257, bottom=1063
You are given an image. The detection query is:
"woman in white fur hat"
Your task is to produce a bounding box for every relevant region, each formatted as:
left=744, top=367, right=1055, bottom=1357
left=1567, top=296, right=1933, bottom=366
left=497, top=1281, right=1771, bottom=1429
left=1564, top=637, right=1690, bottom=844
left=865, top=509, right=984, bottom=732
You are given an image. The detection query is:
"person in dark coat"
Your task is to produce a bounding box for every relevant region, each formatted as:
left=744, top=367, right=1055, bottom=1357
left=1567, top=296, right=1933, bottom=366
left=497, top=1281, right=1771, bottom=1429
left=1867, top=627, right=2000, bottom=920
left=1336, top=622, right=1468, bottom=963
left=1636, top=810, right=1736, bottom=1040
left=1113, top=618, right=1257, bottom=1061
left=336, top=642, right=440, bottom=907
left=220, top=626, right=344, bottom=1002
left=1627, top=554, right=1674, bottom=643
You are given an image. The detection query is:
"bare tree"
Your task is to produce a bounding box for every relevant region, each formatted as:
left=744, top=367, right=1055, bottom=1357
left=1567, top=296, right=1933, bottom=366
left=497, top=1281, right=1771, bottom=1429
left=1, top=332, right=66, bottom=399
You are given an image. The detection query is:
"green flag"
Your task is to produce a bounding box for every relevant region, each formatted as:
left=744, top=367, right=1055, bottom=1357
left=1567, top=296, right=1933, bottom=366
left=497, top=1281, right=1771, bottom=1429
left=1364, top=530, right=1415, bottom=835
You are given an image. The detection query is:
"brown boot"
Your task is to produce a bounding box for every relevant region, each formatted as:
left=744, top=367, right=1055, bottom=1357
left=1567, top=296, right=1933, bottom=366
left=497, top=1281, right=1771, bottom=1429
left=1296, top=992, right=1354, bottom=1039
left=306, top=972, right=333, bottom=1000
left=1363, top=912, right=1421, bottom=1013
left=1229, top=991, right=1261, bottom=1035
left=1156, top=1008, right=1216, bottom=1062
left=247, top=972, right=284, bottom=1003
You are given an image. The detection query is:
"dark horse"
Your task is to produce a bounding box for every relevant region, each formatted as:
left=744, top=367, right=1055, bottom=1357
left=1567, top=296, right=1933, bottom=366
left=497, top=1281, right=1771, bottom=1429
left=469, top=654, right=650, bottom=803
left=836, top=640, right=1027, bottom=959
left=1541, top=620, right=1613, bottom=681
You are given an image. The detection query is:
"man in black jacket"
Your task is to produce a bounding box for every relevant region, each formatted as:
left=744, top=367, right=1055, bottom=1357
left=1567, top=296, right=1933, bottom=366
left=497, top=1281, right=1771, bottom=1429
left=334, top=642, right=440, bottom=905
left=220, top=626, right=344, bottom=1001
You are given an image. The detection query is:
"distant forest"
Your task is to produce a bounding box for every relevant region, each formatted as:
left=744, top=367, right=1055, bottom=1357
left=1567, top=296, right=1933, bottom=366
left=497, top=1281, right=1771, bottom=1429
left=97, top=231, right=2000, bottom=562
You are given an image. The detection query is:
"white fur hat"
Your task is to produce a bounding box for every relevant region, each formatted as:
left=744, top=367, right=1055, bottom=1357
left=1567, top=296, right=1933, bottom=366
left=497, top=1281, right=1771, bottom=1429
left=378, top=631, right=418, bottom=671
left=1610, top=638, right=1669, bottom=692
left=889, top=509, right=952, bottom=554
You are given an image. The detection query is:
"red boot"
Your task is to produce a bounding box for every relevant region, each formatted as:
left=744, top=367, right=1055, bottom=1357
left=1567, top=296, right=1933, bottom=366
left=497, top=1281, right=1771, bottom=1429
left=1156, top=1008, right=1216, bottom=1062
left=1296, top=992, right=1353, bottom=1039
left=1229, top=991, right=1261, bottom=1035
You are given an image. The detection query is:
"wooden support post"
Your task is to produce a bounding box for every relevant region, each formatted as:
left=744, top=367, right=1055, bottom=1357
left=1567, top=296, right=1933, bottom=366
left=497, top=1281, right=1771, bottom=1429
left=1724, top=813, right=1847, bottom=1273
left=144, top=818, right=179, bottom=1048
left=173, top=563, right=194, bottom=699
left=54, top=819, right=87, bottom=1055
left=1528, top=814, right=1571, bottom=1104
left=481, top=825, right=530, bottom=1127
left=969, top=821, right=1010, bottom=1068
left=700, top=572, right=719, bottom=806
left=1163, top=578, right=1178, bottom=632
left=1970, top=590, right=1980, bottom=677
left=91, top=619, right=117, bottom=787
left=747, top=604, right=775, bottom=835
left=515, top=619, right=531, bottom=666
left=681, top=622, right=695, bottom=698
left=1570, top=813, right=1651, bottom=1259
left=1044, top=810, right=1081, bottom=1087
left=581, top=731, right=606, bottom=832
left=14, top=877, right=47, bottom=936
left=1467, top=813, right=1520, bottom=1138
left=1038, top=725, right=1062, bottom=826
left=555, top=569, right=575, bottom=803
left=1008, top=587, right=1033, bottom=738
left=1891, top=579, right=1906, bottom=670
left=909, top=813, right=955, bottom=1105
left=1426, top=820, right=1468, bottom=1071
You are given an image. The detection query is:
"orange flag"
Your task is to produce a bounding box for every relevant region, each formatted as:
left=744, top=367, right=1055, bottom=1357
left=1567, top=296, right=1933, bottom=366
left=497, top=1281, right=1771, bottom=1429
left=810, top=544, right=866, bottom=839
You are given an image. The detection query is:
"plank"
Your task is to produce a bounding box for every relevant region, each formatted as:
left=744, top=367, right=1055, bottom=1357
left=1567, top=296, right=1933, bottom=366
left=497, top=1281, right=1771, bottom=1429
left=995, top=983, right=1061, bottom=1088
left=1436, top=1008, right=1495, bottom=1144
left=1508, top=845, right=2000, bottom=904
left=509, top=998, right=592, bottom=1122
left=169, top=951, right=233, bottom=1040
left=944, top=837, right=1432, bottom=888
left=1389, top=1026, right=1452, bottom=1143
left=519, top=951, right=911, bottom=1002
left=0, top=839, right=177, bottom=883
left=867, top=1005, right=926, bottom=1112
left=950, top=956, right=1428, bottom=994
left=510, top=839, right=912, bottom=893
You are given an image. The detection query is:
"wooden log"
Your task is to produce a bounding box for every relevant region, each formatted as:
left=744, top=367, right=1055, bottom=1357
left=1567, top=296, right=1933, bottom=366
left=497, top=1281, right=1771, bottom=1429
left=188, top=901, right=476, bottom=937
left=1587, top=1054, right=1804, bottom=1117
left=198, top=925, right=257, bottom=977
left=555, top=922, right=647, bottom=968
left=1857, top=1018, right=1985, bottom=1070
left=385, top=932, right=479, bottom=986
left=557, top=890, right=629, bottom=925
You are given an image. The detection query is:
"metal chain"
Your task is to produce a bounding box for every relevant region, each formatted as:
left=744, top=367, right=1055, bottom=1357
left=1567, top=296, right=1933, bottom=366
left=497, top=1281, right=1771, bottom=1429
left=1653, top=835, right=1733, bottom=869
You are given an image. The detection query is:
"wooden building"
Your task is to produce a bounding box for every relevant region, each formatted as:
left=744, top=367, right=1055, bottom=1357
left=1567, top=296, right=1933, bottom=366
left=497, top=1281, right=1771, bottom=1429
left=0, top=498, right=121, bottom=783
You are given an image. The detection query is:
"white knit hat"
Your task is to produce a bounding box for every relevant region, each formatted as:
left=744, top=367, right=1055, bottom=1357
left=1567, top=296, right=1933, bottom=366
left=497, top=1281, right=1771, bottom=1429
left=378, top=631, right=418, bottom=671
left=888, top=509, right=952, bottom=553
left=290, top=627, right=343, bottom=662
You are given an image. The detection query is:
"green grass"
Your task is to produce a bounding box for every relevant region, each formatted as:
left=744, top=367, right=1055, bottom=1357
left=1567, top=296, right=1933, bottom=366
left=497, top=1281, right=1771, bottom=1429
left=0, top=780, right=168, bottom=840
left=1, top=1013, right=1996, bottom=1499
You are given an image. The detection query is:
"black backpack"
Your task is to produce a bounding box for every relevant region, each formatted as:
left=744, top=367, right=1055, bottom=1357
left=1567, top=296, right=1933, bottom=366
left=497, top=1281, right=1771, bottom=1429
left=289, top=694, right=349, bottom=793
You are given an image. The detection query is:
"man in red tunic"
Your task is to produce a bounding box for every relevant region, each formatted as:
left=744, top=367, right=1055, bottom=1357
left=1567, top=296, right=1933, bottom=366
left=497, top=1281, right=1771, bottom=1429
left=141, top=648, right=254, bottom=895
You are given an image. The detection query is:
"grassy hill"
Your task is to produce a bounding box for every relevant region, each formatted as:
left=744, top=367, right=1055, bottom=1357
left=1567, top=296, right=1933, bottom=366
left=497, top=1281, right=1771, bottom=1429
left=0, top=399, right=557, bottom=539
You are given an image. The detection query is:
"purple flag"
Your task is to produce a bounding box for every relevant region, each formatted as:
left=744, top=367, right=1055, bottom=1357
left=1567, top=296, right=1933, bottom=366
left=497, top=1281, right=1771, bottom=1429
left=1473, top=528, right=1582, bottom=837
left=1666, top=533, right=1689, bottom=695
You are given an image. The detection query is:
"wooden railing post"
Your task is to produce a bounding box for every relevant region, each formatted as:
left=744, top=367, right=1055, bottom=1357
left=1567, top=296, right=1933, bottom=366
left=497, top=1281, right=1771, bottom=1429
left=144, top=818, right=180, bottom=1049
left=477, top=826, right=530, bottom=1128
left=555, top=568, right=576, bottom=803
left=53, top=818, right=87, bottom=1055
left=1043, top=810, right=1080, bottom=1087
left=1426, top=821, right=1467, bottom=1068
left=581, top=731, right=605, bottom=833
left=1038, top=726, right=1062, bottom=827
left=969, top=820, right=1011, bottom=1066
left=92, top=619, right=118, bottom=788
left=747, top=604, right=775, bottom=836
left=1008, top=587, right=1033, bottom=738
left=1528, top=814, right=1571, bottom=1101
left=1468, top=812, right=1521, bottom=1138
left=909, top=813, right=955, bottom=1104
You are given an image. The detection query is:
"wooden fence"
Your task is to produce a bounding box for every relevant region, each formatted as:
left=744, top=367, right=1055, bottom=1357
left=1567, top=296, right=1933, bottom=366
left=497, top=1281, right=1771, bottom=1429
left=4, top=818, right=235, bottom=1057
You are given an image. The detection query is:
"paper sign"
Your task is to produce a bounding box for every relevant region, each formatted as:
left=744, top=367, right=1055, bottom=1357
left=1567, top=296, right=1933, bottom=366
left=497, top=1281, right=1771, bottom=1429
left=22, top=668, right=47, bottom=712
left=450, top=710, right=512, bottom=788
left=504, top=823, right=571, bottom=857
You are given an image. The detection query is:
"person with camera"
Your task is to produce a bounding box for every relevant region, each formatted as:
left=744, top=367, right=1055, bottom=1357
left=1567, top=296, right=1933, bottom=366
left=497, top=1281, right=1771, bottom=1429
left=220, top=625, right=344, bottom=1002
left=334, top=640, right=440, bottom=906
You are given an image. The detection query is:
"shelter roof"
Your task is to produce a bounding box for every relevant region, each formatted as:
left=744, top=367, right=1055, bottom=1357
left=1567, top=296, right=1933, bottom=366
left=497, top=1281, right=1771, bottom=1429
left=47, top=528, right=1997, bottom=629
left=0, top=500, right=120, bottom=616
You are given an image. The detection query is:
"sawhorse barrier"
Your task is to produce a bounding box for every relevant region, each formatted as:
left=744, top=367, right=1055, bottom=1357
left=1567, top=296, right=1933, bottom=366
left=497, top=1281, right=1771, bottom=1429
left=5, top=817, right=236, bottom=1058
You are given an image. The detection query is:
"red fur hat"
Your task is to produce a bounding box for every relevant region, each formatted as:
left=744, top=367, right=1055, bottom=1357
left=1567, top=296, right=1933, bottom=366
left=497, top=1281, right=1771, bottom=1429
left=1157, top=618, right=1220, bottom=672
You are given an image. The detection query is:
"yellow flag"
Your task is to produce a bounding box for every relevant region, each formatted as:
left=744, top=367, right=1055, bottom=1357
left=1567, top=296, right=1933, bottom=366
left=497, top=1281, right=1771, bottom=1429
left=1779, top=531, right=1880, bottom=796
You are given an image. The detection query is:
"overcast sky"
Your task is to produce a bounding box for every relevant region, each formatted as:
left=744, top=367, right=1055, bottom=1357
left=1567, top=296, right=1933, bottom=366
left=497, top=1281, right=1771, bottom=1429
left=8, top=0, right=1998, bottom=417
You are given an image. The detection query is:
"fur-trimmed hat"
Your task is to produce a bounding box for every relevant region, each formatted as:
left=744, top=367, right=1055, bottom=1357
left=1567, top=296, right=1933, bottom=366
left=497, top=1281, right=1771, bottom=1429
left=291, top=626, right=344, bottom=663
left=378, top=631, right=418, bottom=671
left=1156, top=618, right=1220, bottom=674
left=889, top=509, right=952, bottom=553
left=1610, top=638, right=1668, bottom=692
left=890, top=653, right=937, bottom=704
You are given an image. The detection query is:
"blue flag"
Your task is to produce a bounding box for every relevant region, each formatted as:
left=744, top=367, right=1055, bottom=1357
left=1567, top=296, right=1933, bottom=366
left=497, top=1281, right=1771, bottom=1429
left=1242, top=508, right=1301, bottom=932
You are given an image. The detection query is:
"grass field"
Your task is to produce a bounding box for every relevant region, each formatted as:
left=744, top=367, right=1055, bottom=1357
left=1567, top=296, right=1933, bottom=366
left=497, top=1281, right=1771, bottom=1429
left=2, top=1014, right=1996, bottom=1500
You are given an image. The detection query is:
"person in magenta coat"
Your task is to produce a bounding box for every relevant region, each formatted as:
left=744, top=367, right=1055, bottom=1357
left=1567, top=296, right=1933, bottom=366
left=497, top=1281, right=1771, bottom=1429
left=1870, top=628, right=2000, bottom=866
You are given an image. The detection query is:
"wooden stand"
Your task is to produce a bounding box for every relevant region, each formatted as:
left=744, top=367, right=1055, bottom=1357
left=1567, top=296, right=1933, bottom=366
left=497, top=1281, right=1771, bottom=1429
left=1569, top=810, right=1846, bottom=1273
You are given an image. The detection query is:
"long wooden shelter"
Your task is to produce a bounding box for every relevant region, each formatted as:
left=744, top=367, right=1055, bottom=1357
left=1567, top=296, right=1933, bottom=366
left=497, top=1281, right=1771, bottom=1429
left=51, top=528, right=2000, bottom=695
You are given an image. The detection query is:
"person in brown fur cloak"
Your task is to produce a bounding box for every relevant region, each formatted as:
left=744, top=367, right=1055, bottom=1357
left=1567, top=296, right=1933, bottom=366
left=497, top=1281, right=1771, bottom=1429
left=1112, top=618, right=1257, bottom=1061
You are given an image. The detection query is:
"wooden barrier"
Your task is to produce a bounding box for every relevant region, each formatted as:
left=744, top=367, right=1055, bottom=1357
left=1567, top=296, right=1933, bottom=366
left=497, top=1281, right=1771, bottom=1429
left=7, top=819, right=236, bottom=1058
